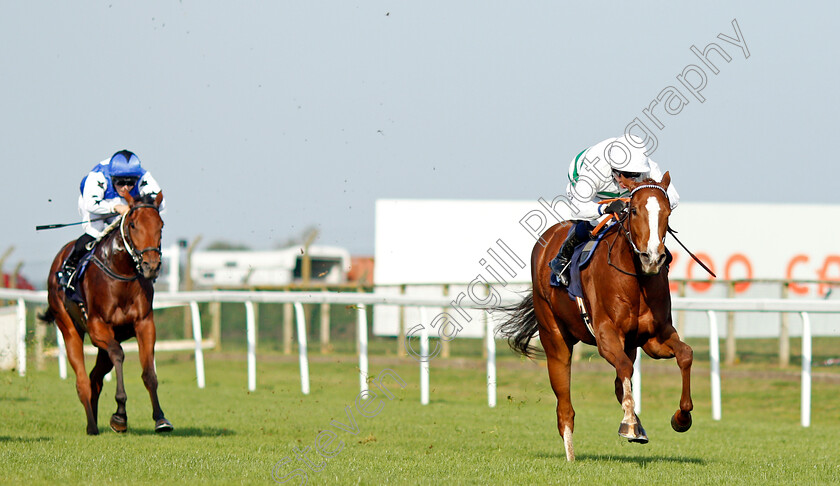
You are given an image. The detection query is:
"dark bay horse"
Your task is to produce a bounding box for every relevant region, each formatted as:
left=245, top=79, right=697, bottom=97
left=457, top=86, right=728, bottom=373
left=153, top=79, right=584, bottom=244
left=40, top=191, right=173, bottom=435
left=498, top=172, right=692, bottom=461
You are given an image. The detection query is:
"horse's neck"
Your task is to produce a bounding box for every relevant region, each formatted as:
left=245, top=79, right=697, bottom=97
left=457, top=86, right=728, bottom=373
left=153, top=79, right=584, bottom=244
left=96, top=229, right=134, bottom=272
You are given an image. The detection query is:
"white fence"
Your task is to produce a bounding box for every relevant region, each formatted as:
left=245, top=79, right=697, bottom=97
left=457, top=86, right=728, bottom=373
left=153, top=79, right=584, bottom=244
left=2, top=288, right=838, bottom=427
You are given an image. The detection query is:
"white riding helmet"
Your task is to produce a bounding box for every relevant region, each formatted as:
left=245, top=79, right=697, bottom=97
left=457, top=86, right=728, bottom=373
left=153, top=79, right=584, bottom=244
left=601, top=135, right=651, bottom=174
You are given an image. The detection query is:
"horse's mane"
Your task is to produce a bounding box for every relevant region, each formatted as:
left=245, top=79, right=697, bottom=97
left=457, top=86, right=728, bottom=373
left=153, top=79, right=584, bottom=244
left=97, top=193, right=159, bottom=242
left=99, top=216, right=123, bottom=241
left=135, top=193, right=159, bottom=205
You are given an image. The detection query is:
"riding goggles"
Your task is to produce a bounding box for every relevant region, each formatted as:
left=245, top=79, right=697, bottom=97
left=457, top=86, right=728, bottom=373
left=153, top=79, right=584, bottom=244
left=112, top=176, right=139, bottom=187
left=612, top=169, right=642, bottom=180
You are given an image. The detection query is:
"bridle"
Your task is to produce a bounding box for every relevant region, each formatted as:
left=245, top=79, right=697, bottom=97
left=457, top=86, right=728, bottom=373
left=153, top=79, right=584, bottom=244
left=607, top=184, right=669, bottom=277
left=91, top=203, right=162, bottom=282
left=120, top=203, right=163, bottom=276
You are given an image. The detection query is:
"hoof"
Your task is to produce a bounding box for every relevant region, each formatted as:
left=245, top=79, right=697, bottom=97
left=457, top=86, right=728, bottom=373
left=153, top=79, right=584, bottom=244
left=86, top=427, right=99, bottom=436
left=110, top=414, right=128, bottom=433
left=618, top=420, right=649, bottom=444
left=155, top=418, right=174, bottom=433
left=671, top=410, right=692, bottom=433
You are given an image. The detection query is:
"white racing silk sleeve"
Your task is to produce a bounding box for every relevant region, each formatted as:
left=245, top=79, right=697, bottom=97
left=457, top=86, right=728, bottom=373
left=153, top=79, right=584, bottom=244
left=138, top=172, right=166, bottom=213
left=80, top=171, right=116, bottom=214
left=647, top=160, right=679, bottom=209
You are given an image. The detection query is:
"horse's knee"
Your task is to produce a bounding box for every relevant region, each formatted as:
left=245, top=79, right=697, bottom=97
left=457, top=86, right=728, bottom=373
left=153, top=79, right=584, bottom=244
left=675, top=344, right=693, bottom=368
left=141, top=369, right=158, bottom=389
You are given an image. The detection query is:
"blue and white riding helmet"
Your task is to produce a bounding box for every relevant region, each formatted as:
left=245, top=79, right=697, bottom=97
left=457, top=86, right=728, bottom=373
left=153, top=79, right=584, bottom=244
left=109, top=150, right=144, bottom=186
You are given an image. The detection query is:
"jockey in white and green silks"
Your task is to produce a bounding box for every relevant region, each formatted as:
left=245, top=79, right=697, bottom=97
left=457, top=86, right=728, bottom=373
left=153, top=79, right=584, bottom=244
left=550, top=136, right=680, bottom=286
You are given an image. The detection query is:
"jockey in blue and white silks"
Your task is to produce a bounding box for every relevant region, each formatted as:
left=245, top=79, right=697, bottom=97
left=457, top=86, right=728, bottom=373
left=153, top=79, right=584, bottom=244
left=57, top=150, right=165, bottom=289
left=550, top=136, right=679, bottom=286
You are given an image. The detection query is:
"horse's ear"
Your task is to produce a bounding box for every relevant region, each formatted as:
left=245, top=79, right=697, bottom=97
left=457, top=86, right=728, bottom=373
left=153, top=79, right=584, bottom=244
left=122, top=188, right=135, bottom=206
left=660, top=171, right=671, bottom=190
left=154, top=191, right=164, bottom=208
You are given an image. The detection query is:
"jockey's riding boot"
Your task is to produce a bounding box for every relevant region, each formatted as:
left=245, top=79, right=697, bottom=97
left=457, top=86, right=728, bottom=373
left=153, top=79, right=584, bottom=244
left=550, top=225, right=589, bottom=287
left=56, top=234, right=95, bottom=290
left=56, top=264, right=76, bottom=289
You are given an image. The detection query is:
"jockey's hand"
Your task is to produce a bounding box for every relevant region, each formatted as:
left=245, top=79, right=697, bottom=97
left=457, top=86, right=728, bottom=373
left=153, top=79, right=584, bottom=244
left=114, top=204, right=129, bottom=215
left=603, top=200, right=627, bottom=215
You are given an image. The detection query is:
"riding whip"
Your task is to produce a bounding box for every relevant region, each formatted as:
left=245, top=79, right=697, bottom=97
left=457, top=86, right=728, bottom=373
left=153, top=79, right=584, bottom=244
left=36, top=212, right=119, bottom=231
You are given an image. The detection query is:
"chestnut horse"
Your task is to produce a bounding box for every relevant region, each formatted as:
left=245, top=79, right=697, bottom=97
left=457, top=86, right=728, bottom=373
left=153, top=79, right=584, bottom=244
left=498, top=172, right=692, bottom=461
left=39, top=191, right=173, bottom=435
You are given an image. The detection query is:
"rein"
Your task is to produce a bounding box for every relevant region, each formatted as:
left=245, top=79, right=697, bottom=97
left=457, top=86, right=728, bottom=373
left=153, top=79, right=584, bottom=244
left=91, top=203, right=162, bottom=283
left=607, top=215, right=647, bottom=277
left=602, top=184, right=715, bottom=278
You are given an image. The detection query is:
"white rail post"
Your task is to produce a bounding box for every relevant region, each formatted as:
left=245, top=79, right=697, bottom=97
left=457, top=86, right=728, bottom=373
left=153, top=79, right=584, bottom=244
left=56, top=326, right=67, bottom=380
left=167, top=243, right=180, bottom=293
left=293, top=302, right=310, bottom=395
left=357, top=303, right=369, bottom=394
left=16, top=299, right=26, bottom=377
left=485, top=312, right=496, bottom=408
left=245, top=301, right=257, bottom=392
left=419, top=307, right=429, bottom=406
left=708, top=310, right=722, bottom=421
left=800, top=312, right=811, bottom=427
left=633, top=350, right=642, bottom=414
left=190, top=302, right=206, bottom=389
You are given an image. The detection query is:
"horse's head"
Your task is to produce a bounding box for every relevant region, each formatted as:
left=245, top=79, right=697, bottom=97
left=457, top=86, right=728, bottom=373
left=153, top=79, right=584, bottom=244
left=619, top=172, right=672, bottom=275
left=121, top=191, right=164, bottom=280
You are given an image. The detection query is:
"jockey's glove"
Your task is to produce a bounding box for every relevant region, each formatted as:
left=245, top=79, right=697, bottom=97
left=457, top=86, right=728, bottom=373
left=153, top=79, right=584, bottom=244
left=603, top=200, right=628, bottom=215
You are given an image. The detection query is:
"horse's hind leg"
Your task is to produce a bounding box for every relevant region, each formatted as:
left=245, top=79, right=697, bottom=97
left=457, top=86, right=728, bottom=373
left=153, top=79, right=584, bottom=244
left=57, top=322, right=99, bottom=435
left=89, top=349, right=114, bottom=428
left=539, top=327, right=576, bottom=461
left=136, top=319, right=173, bottom=432
left=642, top=327, right=694, bottom=432
left=534, top=297, right=577, bottom=461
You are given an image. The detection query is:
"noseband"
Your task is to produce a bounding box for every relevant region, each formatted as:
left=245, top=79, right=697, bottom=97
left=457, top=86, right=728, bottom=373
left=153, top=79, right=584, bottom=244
left=120, top=204, right=162, bottom=276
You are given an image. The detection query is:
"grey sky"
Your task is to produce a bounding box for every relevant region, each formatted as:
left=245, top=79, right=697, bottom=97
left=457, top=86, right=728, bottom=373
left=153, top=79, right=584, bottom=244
left=2, top=1, right=838, bottom=285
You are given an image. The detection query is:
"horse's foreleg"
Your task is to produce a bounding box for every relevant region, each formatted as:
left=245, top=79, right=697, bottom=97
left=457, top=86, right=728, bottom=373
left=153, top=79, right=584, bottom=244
left=597, top=332, right=647, bottom=443
left=643, top=329, right=694, bottom=432
left=101, top=339, right=128, bottom=433
left=136, top=320, right=173, bottom=432
left=89, top=349, right=114, bottom=427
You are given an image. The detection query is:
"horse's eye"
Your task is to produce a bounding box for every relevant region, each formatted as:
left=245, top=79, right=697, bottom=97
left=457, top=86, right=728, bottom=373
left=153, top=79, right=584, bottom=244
left=129, top=222, right=136, bottom=229
left=629, top=207, right=637, bottom=215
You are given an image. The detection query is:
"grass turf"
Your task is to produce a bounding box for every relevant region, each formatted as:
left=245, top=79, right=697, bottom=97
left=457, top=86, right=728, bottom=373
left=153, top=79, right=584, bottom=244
left=1, top=347, right=839, bottom=485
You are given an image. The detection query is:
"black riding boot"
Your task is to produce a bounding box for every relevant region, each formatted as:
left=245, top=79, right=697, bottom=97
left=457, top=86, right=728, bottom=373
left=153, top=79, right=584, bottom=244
left=549, top=224, right=590, bottom=287
left=57, top=234, right=96, bottom=289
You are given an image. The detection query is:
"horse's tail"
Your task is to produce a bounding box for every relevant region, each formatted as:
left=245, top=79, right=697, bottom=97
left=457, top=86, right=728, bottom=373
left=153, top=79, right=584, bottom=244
left=496, top=290, right=542, bottom=358
left=37, top=307, right=56, bottom=324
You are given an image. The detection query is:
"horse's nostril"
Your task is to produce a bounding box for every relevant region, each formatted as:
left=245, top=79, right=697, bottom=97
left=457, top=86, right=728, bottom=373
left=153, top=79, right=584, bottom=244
left=657, top=254, right=666, bottom=265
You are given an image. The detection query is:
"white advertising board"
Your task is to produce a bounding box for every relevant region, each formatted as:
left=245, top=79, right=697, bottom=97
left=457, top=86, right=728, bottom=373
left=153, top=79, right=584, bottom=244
left=374, top=200, right=840, bottom=339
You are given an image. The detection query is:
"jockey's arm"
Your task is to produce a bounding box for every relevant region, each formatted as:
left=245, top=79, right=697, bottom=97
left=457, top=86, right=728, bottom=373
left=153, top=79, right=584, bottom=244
left=80, top=172, right=117, bottom=214
left=138, top=172, right=166, bottom=212
left=647, top=160, right=679, bottom=209
left=564, top=180, right=606, bottom=221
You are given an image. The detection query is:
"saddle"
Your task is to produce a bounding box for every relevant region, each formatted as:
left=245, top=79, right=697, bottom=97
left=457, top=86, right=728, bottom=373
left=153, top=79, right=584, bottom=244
left=65, top=249, right=96, bottom=305
left=550, top=224, right=612, bottom=299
